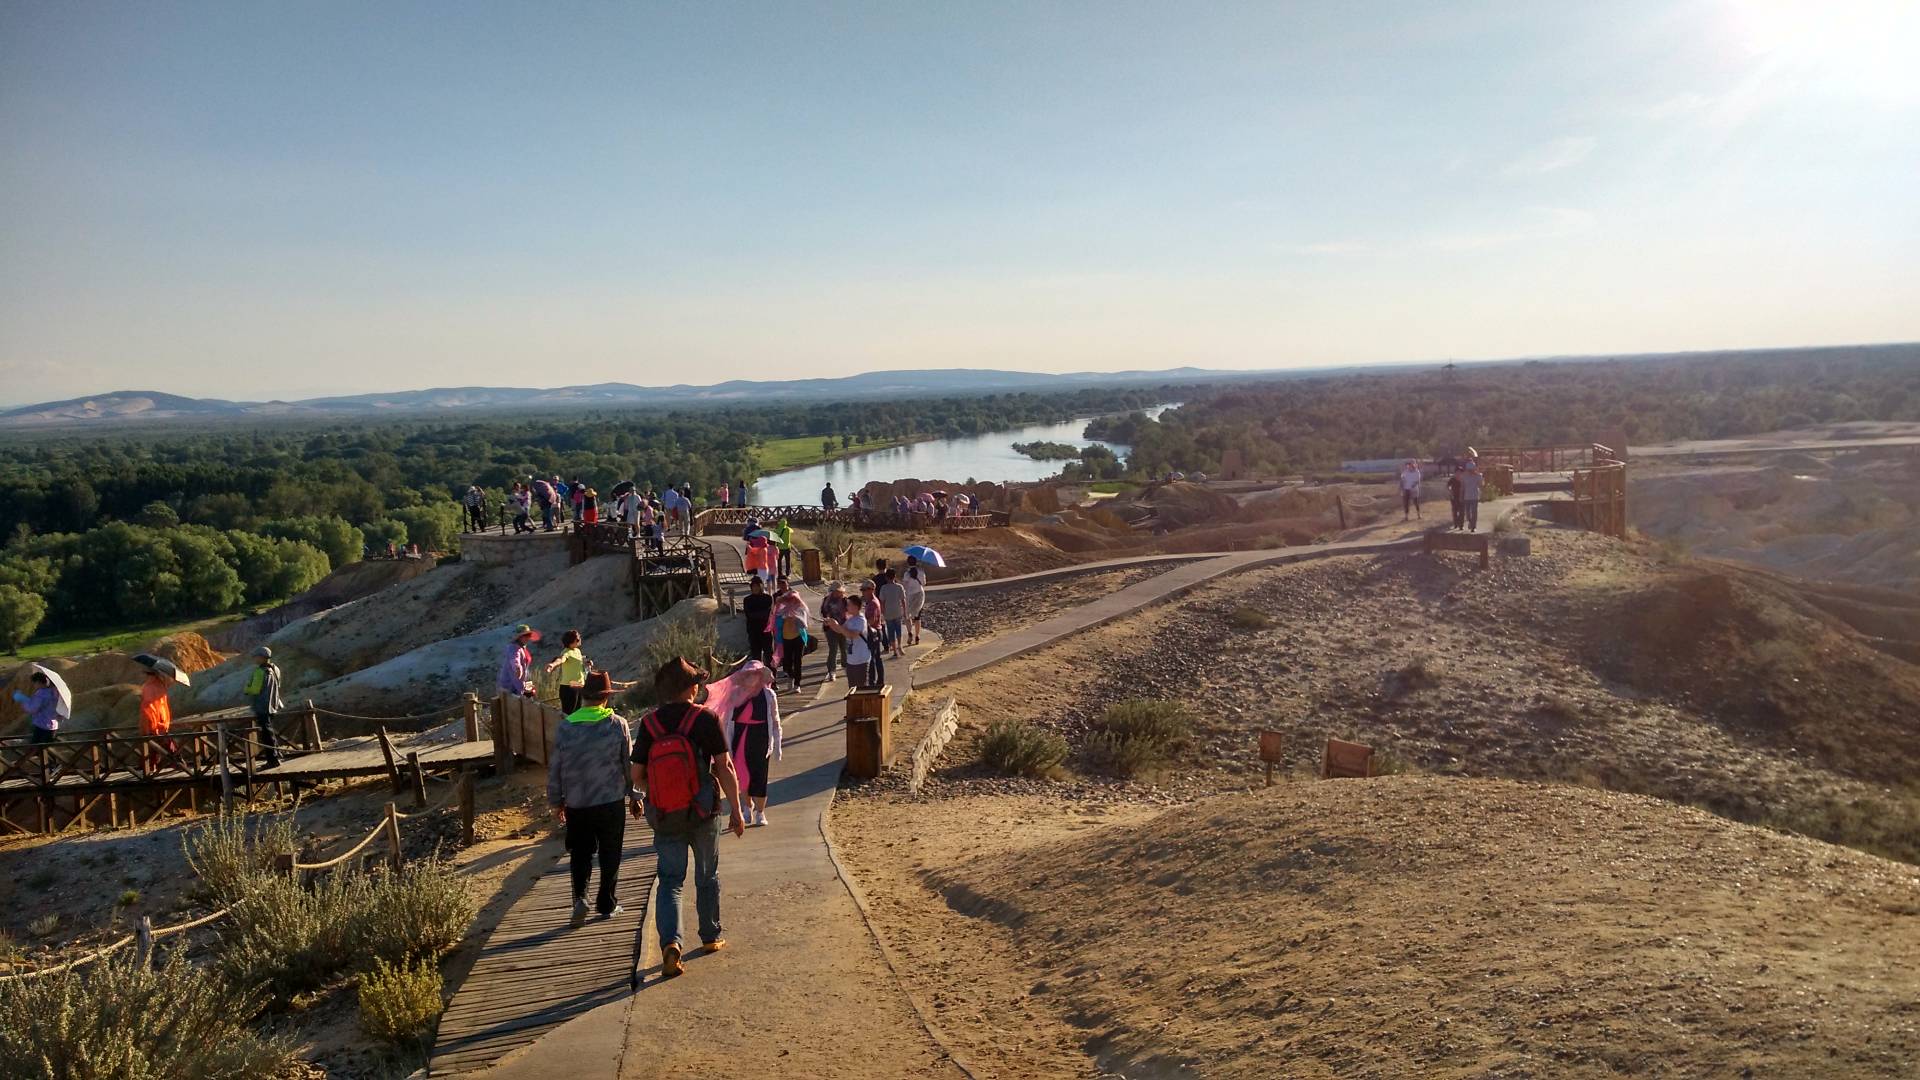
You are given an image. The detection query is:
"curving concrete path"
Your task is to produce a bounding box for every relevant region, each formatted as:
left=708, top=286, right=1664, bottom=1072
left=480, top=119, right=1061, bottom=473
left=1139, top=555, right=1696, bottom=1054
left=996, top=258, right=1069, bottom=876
left=459, top=497, right=1541, bottom=1077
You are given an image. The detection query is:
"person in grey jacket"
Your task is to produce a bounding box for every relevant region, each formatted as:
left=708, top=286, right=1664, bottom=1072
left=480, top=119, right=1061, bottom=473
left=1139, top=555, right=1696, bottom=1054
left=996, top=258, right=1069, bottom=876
left=548, top=671, right=636, bottom=927
left=244, top=646, right=284, bottom=768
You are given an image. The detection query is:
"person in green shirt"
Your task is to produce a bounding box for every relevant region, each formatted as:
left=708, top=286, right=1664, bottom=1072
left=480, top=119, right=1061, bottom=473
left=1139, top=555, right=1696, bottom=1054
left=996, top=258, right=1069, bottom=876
left=545, top=629, right=589, bottom=713
left=772, top=517, right=794, bottom=579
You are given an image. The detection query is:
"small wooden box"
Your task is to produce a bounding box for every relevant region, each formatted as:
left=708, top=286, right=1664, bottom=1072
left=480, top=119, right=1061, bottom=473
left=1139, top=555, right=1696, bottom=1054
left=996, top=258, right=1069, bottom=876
left=1258, top=729, right=1286, bottom=763
left=1322, top=737, right=1375, bottom=780
left=844, top=686, right=893, bottom=779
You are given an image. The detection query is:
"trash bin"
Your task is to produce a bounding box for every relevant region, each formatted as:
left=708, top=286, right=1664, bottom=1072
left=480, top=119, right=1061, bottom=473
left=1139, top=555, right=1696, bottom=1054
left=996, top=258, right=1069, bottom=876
left=801, top=547, right=823, bottom=585
left=844, top=685, right=892, bottom=778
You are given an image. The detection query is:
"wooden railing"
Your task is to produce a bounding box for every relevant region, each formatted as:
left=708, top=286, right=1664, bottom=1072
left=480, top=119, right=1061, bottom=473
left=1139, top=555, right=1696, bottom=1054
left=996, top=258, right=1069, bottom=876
left=1474, top=444, right=1615, bottom=472
left=1570, top=461, right=1628, bottom=538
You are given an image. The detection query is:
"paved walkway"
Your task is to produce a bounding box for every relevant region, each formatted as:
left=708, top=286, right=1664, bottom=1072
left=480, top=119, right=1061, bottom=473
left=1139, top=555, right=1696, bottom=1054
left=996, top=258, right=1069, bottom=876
left=455, top=496, right=1541, bottom=1077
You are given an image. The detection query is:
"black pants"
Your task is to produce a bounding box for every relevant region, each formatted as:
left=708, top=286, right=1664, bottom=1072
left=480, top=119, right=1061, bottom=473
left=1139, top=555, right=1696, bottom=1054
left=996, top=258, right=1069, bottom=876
left=29, top=727, right=55, bottom=745
left=466, top=505, right=486, bottom=532
left=565, top=801, right=627, bottom=915
left=254, top=713, right=282, bottom=765
left=559, top=684, right=582, bottom=714
left=746, top=626, right=773, bottom=668
left=866, top=633, right=887, bottom=688
left=1450, top=497, right=1465, bottom=530
left=731, top=721, right=770, bottom=797
left=781, top=636, right=804, bottom=686
left=777, top=548, right=792, bottom=578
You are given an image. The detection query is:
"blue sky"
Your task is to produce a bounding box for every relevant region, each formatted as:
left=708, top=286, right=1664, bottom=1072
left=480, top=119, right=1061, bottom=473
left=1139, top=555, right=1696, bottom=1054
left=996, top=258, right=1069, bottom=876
left=2, top=1, right=1916, bottom=402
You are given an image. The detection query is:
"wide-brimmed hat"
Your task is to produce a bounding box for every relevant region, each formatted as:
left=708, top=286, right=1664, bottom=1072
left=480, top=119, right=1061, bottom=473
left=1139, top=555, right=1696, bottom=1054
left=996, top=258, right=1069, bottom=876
left=582, top=671, right=613, bottom=698
left=512, top=624, right=541, bottom=642
left=827, top=581, right=847, bottom=594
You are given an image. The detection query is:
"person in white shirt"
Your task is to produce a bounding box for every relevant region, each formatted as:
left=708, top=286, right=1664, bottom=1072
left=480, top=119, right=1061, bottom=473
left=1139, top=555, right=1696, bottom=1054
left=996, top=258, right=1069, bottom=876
left=1398, top=461, right=1424, bottom=521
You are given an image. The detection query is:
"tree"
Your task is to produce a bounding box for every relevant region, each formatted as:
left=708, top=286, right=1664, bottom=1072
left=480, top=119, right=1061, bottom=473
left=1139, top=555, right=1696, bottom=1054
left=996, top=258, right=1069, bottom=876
left=135, top=500, right=180, bottom=528
left=822, top=440, right=833, bottom=460
left=388, top=503, right=462, bottom=553
left=0, top=584, right=45, bottom=653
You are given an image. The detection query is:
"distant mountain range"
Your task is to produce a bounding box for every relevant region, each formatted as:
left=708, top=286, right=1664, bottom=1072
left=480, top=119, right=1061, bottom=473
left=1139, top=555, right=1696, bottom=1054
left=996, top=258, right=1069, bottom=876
left=0, top=366, right=1255, bottom=428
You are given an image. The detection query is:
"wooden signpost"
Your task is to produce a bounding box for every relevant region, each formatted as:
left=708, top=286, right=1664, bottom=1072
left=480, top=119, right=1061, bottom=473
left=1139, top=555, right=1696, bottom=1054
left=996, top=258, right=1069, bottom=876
left=1322, top=738, right=1376, bottom=780
left=1258, top=729, right=1286, bottom=787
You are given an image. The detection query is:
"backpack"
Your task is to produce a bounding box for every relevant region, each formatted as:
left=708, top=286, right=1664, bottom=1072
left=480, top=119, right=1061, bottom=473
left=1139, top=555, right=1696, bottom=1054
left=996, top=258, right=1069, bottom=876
left=643, top=704, right=712, bottom=831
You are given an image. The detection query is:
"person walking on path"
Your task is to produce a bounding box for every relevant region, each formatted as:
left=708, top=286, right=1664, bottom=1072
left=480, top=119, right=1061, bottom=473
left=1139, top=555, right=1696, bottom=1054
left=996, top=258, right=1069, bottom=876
left=771, top=516, right=794, bottom=580
left=545, top=629, right=589, bottom=713
left=500, top=625, right=540, bottom=698
left=1446, top=468, right=1466, bottom=531
left=819, top=581, right=850, bottom=681
left=858, top=580, right=886, bottom=688
left=1458, top=460, right=1485, bottom=532
left=1399, top=461, right=1424, bottom=521
left=12, top=671, right=61, bottom=745
left=631, top=658, right=745, bottom=979
left=771, top=588, right=811, bottom=693
left=903, top=560, right=926, bottom=647
left=721, top=661, right=781, bottom=827
left=826, top=597, right=872, bottom=693
left=550, top=672, right=634, bottom=927
left=821, top=482, right=837, bottom=510
left=742, top=578, right=774, bottom=668
left=878, top=568, right=907, bottom=659
left=533, top=477, right=558, bottom=532
left=243, top=646, right=284, bottom=768
left=138, top=668, right=174, bottom=771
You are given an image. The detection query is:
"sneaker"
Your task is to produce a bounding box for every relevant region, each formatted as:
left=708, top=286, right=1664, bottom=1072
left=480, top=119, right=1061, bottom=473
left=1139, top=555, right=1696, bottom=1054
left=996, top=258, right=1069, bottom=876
left=570, top=898, right=589, bottom=928
left=661, top=942, right=684, bottom=978
left=599, top=904, right=625, bottom=920
left=701, top=939, right=727, bottom=954
left=756, top=809, right=770, bottom=827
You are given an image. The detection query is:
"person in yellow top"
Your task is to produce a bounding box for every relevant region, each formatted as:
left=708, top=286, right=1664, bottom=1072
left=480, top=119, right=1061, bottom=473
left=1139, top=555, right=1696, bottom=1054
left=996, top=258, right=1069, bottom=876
left=546, top=629, right=590, bottom=713
left=772, top=517, right=794, bottom=579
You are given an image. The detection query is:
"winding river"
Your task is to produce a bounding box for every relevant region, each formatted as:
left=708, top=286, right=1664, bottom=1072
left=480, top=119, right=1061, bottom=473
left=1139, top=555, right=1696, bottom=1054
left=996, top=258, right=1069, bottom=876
left=748, top=407, right=1169, bottom=505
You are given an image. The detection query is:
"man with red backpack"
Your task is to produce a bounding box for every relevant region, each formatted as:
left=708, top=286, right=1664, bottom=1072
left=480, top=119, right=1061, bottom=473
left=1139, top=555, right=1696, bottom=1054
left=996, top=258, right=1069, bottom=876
left=629, top=656, right=746, bottom=979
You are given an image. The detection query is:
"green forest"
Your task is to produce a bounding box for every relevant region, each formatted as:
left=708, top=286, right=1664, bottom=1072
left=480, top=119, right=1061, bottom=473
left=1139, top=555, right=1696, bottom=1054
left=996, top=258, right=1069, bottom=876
left=1090, top=347, right=1920, bottom=479
left=0, top=386, right=1168, bottom=648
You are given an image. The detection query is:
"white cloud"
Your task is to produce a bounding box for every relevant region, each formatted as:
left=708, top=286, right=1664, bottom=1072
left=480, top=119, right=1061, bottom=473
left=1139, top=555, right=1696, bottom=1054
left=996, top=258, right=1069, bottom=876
left=1501, top=135, right=1598, bottom=176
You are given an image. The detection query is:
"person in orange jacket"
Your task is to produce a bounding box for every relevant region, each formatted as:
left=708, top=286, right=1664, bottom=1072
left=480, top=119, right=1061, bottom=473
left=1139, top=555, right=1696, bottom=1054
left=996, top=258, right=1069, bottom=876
left=139, top=669, right=174, bottom=771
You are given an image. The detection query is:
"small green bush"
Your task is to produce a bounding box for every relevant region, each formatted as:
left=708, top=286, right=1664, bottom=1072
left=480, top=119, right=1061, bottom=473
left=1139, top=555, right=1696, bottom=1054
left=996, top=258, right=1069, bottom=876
left=1089, top=699, right=1191, bottom=778
left=222, top=870, right=371, bottom=1001
left=359, top=860, right=475, bottom=966
left=1226, top=606, right=1273, bottom=630
left=0, top=949, right=291, bottom=1079
left=623, top=612, right=719, bottom=709
left=183, top=810, right=297, bottom=903
left=358, top=957, right=444, bottom=1046
left=978, top=718, right=1068, bottom=778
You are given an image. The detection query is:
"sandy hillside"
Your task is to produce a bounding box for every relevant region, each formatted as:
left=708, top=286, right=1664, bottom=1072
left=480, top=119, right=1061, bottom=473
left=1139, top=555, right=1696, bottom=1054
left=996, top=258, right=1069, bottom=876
left=833, top=779, right=1920, bottom=1079
left=892, top=520, right=1920, bottom=863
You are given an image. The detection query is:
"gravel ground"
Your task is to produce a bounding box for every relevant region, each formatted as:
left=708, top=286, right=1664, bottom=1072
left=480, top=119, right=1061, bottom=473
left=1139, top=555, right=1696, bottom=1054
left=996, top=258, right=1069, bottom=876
left=918, top=562, right=1189, bottom=648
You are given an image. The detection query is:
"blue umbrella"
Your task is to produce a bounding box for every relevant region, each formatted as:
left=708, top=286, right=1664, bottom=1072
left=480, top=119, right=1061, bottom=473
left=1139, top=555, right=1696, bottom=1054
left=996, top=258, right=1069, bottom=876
left=902, top=544, right=946, bottom=568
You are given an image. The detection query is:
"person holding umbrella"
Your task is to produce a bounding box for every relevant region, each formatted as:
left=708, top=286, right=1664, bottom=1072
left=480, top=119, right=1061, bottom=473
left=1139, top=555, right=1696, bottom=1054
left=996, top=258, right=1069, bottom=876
left=244, top=646, right=284, bottom=768
left=12, top=666, right=69, bottom=745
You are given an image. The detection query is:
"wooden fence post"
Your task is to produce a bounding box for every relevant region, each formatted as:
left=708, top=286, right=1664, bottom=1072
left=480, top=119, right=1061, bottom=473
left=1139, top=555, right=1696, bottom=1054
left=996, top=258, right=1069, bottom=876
left=242, top=735, right=256, bottom=805
left=216, top=725, right=233, bottom=813
left=1336, top=498, right=1348, bottom=530
left=406, top=751, right=427, bottom=809
left=376, top=727, right=401, bottom=791
left=273, top=852, right=296, bottom=878
left=463, top=693, right=481, bottom=742
left=493, top=694, right=514, bottom=775
left=459, top=769, right=476, bottom=846
left=383, top=802, right=403, bottom=869
left=303, top=700, right=321, bottom=750
left=135, top=916, right=155, bottom=970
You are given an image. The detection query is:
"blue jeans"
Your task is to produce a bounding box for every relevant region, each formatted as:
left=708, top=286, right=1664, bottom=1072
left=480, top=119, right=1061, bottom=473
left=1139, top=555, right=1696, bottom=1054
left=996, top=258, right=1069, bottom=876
left=654, top=816, right=723, bottom=950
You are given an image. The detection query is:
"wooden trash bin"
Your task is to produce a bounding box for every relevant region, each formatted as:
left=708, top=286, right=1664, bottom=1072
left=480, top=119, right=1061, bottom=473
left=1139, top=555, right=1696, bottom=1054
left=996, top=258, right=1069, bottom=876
left=844, top=685, right=892, bottom=778
left=801, top=547, right=823, bottom=586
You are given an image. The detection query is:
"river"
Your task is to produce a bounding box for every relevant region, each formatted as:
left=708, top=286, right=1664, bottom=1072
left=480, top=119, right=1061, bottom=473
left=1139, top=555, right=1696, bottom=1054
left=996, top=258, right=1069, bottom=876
left=748, top=406, right=1169, bottom=505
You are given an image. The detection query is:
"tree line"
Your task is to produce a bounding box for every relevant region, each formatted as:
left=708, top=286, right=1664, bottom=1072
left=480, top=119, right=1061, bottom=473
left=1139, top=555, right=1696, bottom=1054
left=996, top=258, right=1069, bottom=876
left=0, top=385, right=1174, bottom=649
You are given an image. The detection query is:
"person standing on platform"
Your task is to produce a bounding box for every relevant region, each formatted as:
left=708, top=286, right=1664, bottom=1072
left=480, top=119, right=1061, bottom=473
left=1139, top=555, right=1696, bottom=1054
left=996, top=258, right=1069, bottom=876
left=772, top=516, right=794, bottom=580
left=821, top=482, right=837, bottom=510
left=243, top=646, right=284, bottom=768
left=742, top=578, right=774, bottom=668
left=546, top=629, right=589, bottom=713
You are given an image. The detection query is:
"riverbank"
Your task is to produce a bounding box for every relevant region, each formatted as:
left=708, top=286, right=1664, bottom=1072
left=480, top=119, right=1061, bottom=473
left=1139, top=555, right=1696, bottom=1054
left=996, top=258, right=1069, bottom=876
left=753, top=432, right=928, bottom=475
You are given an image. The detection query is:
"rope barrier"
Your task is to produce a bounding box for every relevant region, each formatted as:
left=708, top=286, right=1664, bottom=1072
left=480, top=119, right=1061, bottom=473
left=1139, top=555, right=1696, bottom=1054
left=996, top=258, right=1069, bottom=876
left=310, top=703, right=468, bottom=725
left=0, top=897, right=248, bottom=983
left=391, top=782, right=461, bottom=820
left=291, top=820, right=387, bottom=872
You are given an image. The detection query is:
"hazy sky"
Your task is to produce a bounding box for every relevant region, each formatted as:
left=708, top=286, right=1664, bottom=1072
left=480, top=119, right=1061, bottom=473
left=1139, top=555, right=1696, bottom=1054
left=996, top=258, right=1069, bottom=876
left=2, top=1, right=1917, bottom=403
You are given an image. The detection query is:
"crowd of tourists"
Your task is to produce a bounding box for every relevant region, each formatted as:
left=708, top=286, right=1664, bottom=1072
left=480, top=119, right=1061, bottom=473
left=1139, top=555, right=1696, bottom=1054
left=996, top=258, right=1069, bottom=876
left=462, top=477, right=989, bottom=536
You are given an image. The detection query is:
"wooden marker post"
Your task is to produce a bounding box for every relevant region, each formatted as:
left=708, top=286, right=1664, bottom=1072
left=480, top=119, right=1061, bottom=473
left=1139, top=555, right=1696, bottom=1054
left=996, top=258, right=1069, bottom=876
left=406, top=751, right=427, bottom=809
left=303, top=700, right=321, bottom=750
left=377, top=727, right=401, bottom=791
left=1258, top=729, right=1286, bottom=787
left=463, top=693, right=481, bottom=742
left=216, top=725, right=233, bottom=813
left=383, top=802, right=403, bottom=869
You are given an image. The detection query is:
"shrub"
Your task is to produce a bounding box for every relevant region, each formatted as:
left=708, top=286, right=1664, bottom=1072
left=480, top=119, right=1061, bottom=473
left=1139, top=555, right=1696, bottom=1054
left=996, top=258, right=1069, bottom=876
left=358, top=860, right=474, bottom=966
left=1089, top=699, right=1191, bottom=778
left=28, top=914, right=59, bottom=938
left=1226, top=605, right=1273, bottom=630
left=183, top=810, right=298, bottom=904
left=622, top=612, right=720, bottom=709
left=0, top=950, right=291, bottom=1079
left=358, top=957, right=444, bottom=1046
left=221, top=870, right=371, bottom=1002
left=978, top=718, right=1068, bottom=778
left=812, top=522, right=855, bottom=575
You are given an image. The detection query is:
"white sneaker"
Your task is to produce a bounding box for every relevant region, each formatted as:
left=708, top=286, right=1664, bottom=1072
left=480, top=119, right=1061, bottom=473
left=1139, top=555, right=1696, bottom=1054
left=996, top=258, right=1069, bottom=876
left=754, top=809, right=769, bottom=827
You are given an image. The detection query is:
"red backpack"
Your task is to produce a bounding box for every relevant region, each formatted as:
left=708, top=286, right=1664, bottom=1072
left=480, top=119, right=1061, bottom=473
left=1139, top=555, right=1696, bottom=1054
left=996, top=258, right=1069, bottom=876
left=643, top=704, right=711, bottom=827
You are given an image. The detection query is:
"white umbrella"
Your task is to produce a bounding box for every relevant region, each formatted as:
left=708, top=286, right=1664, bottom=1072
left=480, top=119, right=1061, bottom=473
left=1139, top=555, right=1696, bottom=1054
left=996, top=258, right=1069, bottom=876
left=132, top=653, right=191, bottom=687
left=28, top=663, right=72, bottom=720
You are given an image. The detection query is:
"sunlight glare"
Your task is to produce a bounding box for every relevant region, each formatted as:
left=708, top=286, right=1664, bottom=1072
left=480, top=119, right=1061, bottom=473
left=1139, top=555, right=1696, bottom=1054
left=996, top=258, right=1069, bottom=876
left=1724, top=0, right=1920, bottom=101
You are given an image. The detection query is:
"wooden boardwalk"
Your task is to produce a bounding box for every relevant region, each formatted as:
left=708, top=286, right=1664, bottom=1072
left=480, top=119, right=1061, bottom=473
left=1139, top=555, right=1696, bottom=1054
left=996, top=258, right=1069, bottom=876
left=429, top=828, right=657, bottom=1075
